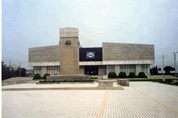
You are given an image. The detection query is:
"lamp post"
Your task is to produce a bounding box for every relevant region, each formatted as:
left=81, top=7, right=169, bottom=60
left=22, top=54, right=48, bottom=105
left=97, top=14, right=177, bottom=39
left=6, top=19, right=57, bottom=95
left=171, top=50, right=178, bottom=78
left=19, top=62, right=22, bottom=79
left=160, top=54, right=166, bottom=80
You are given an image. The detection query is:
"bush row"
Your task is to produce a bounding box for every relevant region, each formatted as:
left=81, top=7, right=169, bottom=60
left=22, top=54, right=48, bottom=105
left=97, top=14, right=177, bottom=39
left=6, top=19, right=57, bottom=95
left=108, top=72, right=147, bottom=78
left=33, top=73, right=50, bottom=80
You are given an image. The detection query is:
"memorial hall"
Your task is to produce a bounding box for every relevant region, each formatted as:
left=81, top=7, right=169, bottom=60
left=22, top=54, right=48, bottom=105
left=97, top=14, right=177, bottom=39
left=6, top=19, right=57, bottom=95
left=28, top=27, right=155, bottom=76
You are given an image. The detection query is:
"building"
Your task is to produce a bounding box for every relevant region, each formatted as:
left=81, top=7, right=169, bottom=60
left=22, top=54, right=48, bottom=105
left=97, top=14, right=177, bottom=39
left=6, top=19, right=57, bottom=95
left=6, top=63, right=19, bottom=71
left=28, top=27, right=155, bottom=76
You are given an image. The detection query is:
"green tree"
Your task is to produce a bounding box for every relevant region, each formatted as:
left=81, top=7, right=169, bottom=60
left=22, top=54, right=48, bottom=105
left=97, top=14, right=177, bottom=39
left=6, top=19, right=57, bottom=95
left=21, top=68, right=26, bottom=77
left=108, top=72, right=117, bottom=78
left=15, top=67, right=26, bottom=77
left=10, top=68, right=17, bottom=77
left=150, top=66, right=159, bottom=75
left=2, top=61, right=8, bottom=80
left=15, top=67, right=20, bottom=77
left=164, top=66, right=175, bottom=75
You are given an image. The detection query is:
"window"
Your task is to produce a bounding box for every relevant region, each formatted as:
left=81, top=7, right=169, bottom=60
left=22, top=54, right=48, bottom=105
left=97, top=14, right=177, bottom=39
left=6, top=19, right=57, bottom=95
left=141, top=64, right=150, bottom=73
left=79, top=66, right=84, bottom=69
left=55, top=66, right=60, bottom=75
left=36, top=66, right=42, bottom=75
left=47, top=66, right=55, bottom=75
left=120, top=65, right=136, bottom=73
left=106, top=65, right=115, bottom=74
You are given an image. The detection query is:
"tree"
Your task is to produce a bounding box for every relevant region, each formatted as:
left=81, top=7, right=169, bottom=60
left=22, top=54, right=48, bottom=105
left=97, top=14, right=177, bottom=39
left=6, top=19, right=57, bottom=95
left=15, top=67, right=26, bottom=77
left=150, top=66, right=159, bottom=75
left=10, top=68, right=17, bottom=77
left=15, top=67, right=20, bottom=77
left=164, top=66, right=175, bottom=75
left=21, top=68, right=26, bottom=77
left=2, top=61, right=8, bottom=80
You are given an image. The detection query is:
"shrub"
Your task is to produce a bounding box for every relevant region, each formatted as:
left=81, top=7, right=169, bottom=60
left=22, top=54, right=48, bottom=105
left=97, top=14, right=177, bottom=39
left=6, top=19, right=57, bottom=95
left=43, top=73, right=50, bottom=79
left=138, top=72, right=146, bottom=78
left=118, top=72, right=126, bottom=78
left=108, top=72, right=117, bottom=78
left=33, top=73, right=41, bottom=79
left=129, top=72, right=135, bottom=78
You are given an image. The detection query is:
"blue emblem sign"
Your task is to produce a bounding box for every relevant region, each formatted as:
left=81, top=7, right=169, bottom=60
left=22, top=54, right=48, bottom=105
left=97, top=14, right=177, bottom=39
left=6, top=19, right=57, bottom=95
left=86, top=52, right=95, bottom=58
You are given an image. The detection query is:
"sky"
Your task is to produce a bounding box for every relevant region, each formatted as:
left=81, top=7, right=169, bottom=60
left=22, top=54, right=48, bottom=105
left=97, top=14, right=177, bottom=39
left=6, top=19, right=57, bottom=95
left=2, top=0, right=178, bottom=71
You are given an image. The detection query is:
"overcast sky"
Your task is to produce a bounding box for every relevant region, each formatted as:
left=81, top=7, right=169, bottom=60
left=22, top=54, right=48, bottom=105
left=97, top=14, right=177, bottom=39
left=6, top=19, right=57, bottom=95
left=2, top=0, right=178, bottom=70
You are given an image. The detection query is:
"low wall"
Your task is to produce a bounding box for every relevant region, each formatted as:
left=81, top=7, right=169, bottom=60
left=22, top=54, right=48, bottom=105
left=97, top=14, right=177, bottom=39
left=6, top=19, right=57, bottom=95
left=46, top=75, right=91, bottom=81
left=33, top=79, right=45, bottom=81
left=2, top=80, right=31, bottom=86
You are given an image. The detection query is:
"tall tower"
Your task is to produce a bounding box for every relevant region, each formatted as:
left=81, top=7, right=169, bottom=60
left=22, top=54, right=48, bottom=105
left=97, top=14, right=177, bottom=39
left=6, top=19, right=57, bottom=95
left=59, top=27, right=80, bottom=75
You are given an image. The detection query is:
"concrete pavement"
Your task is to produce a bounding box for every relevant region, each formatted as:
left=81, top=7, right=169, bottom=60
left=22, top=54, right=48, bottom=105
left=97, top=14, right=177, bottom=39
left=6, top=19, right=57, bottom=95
left=2, top=82, right=178, bottom=118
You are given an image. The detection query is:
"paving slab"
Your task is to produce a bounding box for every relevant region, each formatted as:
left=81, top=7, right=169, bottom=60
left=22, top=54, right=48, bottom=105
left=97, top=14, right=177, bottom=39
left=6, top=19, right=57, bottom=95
left=2, top=82, right=178, bottom=118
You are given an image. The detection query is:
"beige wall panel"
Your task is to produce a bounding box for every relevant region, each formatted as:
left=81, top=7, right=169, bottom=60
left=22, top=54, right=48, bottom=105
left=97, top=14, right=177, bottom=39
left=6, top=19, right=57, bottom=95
left=29, top=45, right=59, bottom=63
left=103, top=43, right=154, bottom=61
left=136, top=65, right=141, bottom=75
left=115, top=65, right=120, bottom=75
left=41, top=66, right=47, bottom=77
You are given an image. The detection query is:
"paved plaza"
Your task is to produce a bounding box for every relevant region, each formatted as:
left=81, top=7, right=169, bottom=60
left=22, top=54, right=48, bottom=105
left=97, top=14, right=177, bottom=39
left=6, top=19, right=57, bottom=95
left=2, top=82, right=178, bottom=118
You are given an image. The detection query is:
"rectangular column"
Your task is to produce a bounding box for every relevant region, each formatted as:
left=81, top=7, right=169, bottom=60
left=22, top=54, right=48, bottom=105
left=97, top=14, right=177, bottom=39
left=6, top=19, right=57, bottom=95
left=59, top=28, right=79, bottom=75
left=42, top=66, right=47, bottom=77
left=136, top=64, right=141, bottom=75
left=115, top=65, right=120, bottom=75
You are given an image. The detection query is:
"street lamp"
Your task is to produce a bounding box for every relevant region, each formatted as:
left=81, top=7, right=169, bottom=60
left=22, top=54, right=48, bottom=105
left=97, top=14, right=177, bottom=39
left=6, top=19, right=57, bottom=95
left=160, top=54, right=166, bottom=80
left=171, top=50, right=178, bottom=78
left=19, top=62, right=22, bottom=79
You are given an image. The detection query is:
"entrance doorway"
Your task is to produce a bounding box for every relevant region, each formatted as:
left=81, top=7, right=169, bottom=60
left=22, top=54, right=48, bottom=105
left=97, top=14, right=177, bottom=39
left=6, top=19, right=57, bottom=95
left=84, top=66, right=98, bottom=75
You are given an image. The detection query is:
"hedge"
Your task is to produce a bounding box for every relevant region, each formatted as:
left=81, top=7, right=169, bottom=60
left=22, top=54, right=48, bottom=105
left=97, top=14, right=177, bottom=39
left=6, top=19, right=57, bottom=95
left=108, top=72, right=117, bottom=78
left=43, top=73, right=50, bottom=79
left=138, top=72, right=146, bottom=78
left=129, top=72, right=135, bottom=78
left=33, top=73, right=42, bottom=79
left=118, top=72, right=126, bottom=78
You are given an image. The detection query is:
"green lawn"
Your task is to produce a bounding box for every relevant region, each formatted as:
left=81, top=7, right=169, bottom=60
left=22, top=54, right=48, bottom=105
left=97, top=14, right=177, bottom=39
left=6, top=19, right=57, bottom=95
left=129, top=79, right=178, bottom=85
